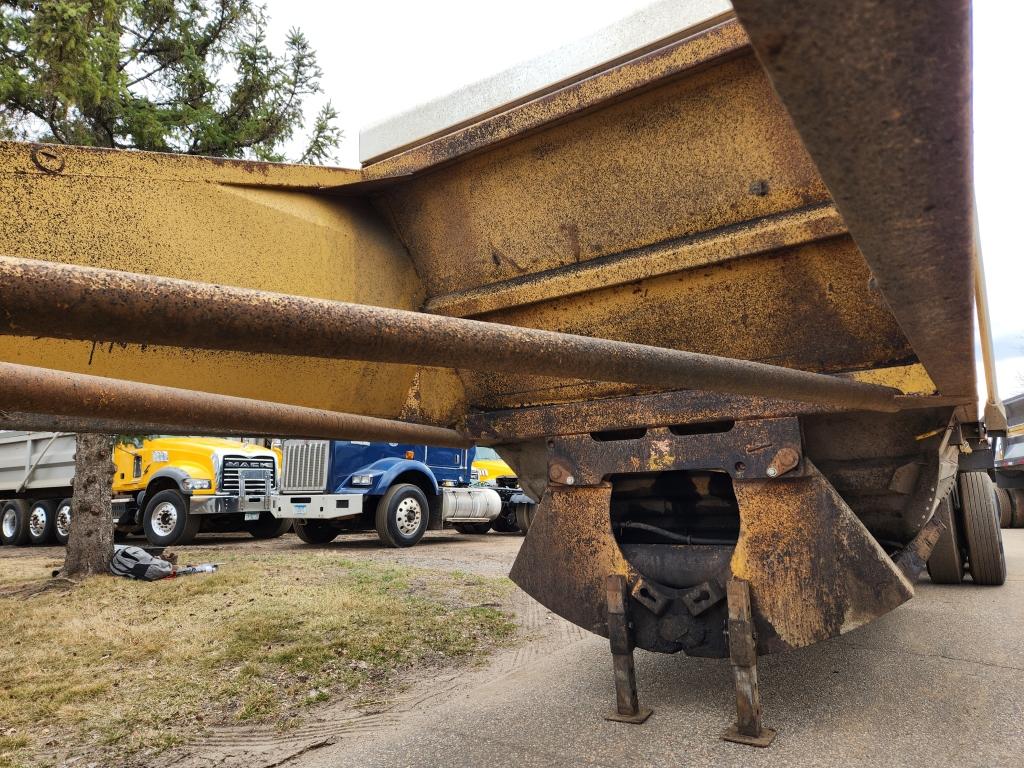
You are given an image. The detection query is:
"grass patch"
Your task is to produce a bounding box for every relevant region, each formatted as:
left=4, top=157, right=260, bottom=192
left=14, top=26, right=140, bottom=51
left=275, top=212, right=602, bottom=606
left=0, top=547, right=515, bottom=768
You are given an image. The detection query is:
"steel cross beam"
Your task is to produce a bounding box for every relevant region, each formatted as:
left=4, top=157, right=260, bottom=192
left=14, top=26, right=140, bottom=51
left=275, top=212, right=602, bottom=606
left=0, top=256, right=902, bottom=413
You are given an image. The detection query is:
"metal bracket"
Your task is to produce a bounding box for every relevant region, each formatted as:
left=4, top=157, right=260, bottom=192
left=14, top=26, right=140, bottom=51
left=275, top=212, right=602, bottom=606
left=604, top=574, right=653, bottom=724
left=547, top=418, right=803, bottom=486
left=722, top=578, right=776, bottom=747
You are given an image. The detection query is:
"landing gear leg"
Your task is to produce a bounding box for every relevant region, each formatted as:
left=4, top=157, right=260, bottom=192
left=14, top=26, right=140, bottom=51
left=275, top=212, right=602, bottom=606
left=722, top=577, right=776, bottom=747
left=603, top=573, right=652, bottom=724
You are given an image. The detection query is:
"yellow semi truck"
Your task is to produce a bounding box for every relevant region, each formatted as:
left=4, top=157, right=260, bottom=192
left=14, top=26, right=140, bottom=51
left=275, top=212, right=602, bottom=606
left=0, top=432, right=286, bottom=547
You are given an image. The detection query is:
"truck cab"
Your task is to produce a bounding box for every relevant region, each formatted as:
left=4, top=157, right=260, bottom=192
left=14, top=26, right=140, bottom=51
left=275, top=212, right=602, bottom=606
left=111, top=436, right=285, bottom=546
left=272, top=440, right=501, bottom=547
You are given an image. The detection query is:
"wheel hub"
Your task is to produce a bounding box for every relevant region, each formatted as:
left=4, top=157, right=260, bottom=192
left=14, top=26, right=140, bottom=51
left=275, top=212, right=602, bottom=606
left=29, top=507, right=47, bottom=538
left=55, top=504, right=71, bottom=538
left=395, top=497, right=422, bottom=536
left=1, top=508, right=15, bottom=539
left=151, top=501, right=179, bottom=536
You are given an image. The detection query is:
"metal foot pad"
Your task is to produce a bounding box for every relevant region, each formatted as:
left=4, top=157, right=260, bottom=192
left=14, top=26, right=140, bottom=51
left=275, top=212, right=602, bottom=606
left=721, top=724, right=777, bottom=747
left=605, top=707, right=653, bottom=724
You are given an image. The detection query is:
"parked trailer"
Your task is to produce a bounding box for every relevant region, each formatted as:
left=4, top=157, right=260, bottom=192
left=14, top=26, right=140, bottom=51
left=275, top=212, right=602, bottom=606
left=0, top=0, right=1000, bottom=745
left=0, top=432, right=287, bottom=546
left=272, top=439, right=502, bottom=546
left=994, top=393, right=1024, bottom=527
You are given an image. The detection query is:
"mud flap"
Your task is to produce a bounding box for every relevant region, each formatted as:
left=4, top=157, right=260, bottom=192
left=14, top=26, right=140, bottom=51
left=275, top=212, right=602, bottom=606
left=731, top=459, right=914, bottom=653
left=510, top=483, right=634, bottom=638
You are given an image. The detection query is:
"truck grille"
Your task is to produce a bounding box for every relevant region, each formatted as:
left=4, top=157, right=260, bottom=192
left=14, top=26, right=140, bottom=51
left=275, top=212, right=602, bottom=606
left=281, top=440, right=330, bottom=493
left=220, top=456, right=277, bottom=495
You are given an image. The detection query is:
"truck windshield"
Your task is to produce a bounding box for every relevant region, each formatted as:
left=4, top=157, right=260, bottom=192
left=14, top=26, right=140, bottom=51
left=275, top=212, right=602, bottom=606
left=475, top=447, right=500, bottom=460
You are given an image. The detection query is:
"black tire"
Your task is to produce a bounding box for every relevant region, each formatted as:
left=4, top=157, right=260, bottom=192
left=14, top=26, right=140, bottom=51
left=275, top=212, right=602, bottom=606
left=293, top=519, right=338, bottom=544
left=959, top=472, right=1007, bottom=586
left=54, top=498, right=73, bottom=545
left=453, top=522, right=491, bottom=535
left=996, top=486, right=1013, bottom=528
left=27, top=499, right=57, bottom=545
left=142, top=489, right=199, bottom=546
left=490, top=507, right=520, bottom=533
left=514, top=502, right=534, bottom=534
left=246, top=513, right=292, bottom=539
left=1012, top=489, right=1024, bottom=529
left=927, top=495, right=963, bottom=584
left=1, top=500, right=30, bottom=546
left=375, top=484, right=430, bottom=548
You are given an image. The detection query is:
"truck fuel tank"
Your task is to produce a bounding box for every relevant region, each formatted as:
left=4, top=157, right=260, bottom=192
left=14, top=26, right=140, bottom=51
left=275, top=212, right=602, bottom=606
left=441, top=486, right=502, bottom=524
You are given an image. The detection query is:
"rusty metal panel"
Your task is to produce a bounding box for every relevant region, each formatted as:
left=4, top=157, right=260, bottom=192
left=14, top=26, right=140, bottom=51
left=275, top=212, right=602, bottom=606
left=732, top=0, right=976, bottom=401
left=377, top=50, right=830, bottom=299
left=459, top=236, right=914, bottom=408
left=547, top=420, right=803, bottom=485
left=730, top=461, right=914, bottom=651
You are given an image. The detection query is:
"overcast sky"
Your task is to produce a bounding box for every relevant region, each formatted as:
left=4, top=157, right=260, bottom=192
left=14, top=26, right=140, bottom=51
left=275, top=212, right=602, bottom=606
left=265, top=0, right=1024, bottom=401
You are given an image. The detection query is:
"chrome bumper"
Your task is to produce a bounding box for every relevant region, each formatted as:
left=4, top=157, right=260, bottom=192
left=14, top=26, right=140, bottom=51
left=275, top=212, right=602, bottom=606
left=189, top=494, right=245, bottom=515
left=271, top=493, right=364, bottom=520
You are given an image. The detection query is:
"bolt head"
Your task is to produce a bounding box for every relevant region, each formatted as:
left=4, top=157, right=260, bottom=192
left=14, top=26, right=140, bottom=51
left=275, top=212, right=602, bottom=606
left=565, top=475, right=575, bottom=485
left=766, top=466, right=778, bottom=478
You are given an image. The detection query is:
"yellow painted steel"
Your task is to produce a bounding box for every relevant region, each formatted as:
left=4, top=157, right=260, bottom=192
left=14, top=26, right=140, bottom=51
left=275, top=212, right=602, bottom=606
left=0, top=142, right=464, bottom=421
left=0, top=20, right=938, bottom=423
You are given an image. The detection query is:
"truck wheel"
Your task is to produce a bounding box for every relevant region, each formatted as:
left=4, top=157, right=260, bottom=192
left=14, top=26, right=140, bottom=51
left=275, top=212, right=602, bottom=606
left=1012, top=489, right=1024, bottom=528
left=247, top=513, right=292, bottom=539
left=490, top=508, right=519, bottom=533
left=142, top=490, right=200, bottom=546
left=959, top=472, right=1007, bottom=586
left=996, top=486, right=1013, bottom=528
left=54, top=498, right=73, bottom=545
left=27, top=500, right=57, bottom=545
left=453, top=522, right=491, bottom=535
left=927, top=496, right=963, bottom=584
left=514, top=502, right=534, bottom=534
left=376, top=484, right=429, bottom=548
left=1, top=500, right=30, bottom=546
left=293, top=519, right=337, bottom=544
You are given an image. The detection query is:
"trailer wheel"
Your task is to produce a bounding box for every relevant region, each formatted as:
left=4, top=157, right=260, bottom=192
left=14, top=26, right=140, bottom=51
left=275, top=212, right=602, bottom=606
left=375, top=484, right=429, bottom=548
left=54, top=498, right=72, bottom=545
left=1, top=500, right=31, bottom=546
left=996, top=486, right=1013, bottom=528
left=27, top=500, right=57, bottom=545
left=1012, top=489, right=1024, bottom=528
left=959, top=472, right=1007, bottom=586
left=142, top=490, right=199, bottom=546
left=453, top=522, right=491, bottom=535
left=926, top=496, right=963, bottom=584
left=293, top=519, right=337, bottom=544
left=246, top=513, right=292, bottom=539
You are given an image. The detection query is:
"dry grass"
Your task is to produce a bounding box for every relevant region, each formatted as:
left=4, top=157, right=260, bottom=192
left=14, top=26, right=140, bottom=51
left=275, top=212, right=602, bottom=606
left=0, top=546, right=515, bottom=768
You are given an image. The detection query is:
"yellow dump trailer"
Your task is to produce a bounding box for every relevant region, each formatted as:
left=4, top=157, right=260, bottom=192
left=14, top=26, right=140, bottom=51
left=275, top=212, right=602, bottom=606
left=0, top=0, right=1001, bottom=744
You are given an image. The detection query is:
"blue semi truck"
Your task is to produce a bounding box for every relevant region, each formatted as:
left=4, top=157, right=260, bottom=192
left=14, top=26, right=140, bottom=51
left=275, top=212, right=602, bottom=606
left=270, top=439, right=505, bottom=547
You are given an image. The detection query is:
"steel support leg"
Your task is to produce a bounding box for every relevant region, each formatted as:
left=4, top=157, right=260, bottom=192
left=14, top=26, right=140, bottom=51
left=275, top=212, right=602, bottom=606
left=603, top=574, right=652, bottom=723
left=722, top=578, right=776, bottom=746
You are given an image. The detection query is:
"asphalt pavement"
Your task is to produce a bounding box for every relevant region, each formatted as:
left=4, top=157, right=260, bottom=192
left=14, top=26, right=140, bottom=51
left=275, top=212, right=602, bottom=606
left=290, top=530, right=1024, bottom=768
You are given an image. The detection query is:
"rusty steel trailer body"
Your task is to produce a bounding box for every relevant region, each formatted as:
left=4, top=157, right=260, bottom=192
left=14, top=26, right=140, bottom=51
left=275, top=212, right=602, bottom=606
left=0, top=0, right=995, bottom=744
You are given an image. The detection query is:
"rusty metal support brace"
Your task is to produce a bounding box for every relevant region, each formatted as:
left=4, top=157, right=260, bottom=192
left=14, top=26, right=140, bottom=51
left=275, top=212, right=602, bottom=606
left=603, top=574, right=652, bottom=724
left=722, top=578, right=776, bottom=747
left=0, top=256, right=903, bottom=413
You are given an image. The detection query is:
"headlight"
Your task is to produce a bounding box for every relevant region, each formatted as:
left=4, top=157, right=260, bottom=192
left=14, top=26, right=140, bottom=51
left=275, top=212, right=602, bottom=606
left=350, top=474, right=373, bottom=486
left=183, top=478, right=212, bottom=491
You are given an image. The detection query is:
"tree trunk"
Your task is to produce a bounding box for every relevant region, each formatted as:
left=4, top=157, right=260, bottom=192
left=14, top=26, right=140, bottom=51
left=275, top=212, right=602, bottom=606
left=61, top=433, right=116, bottom=578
